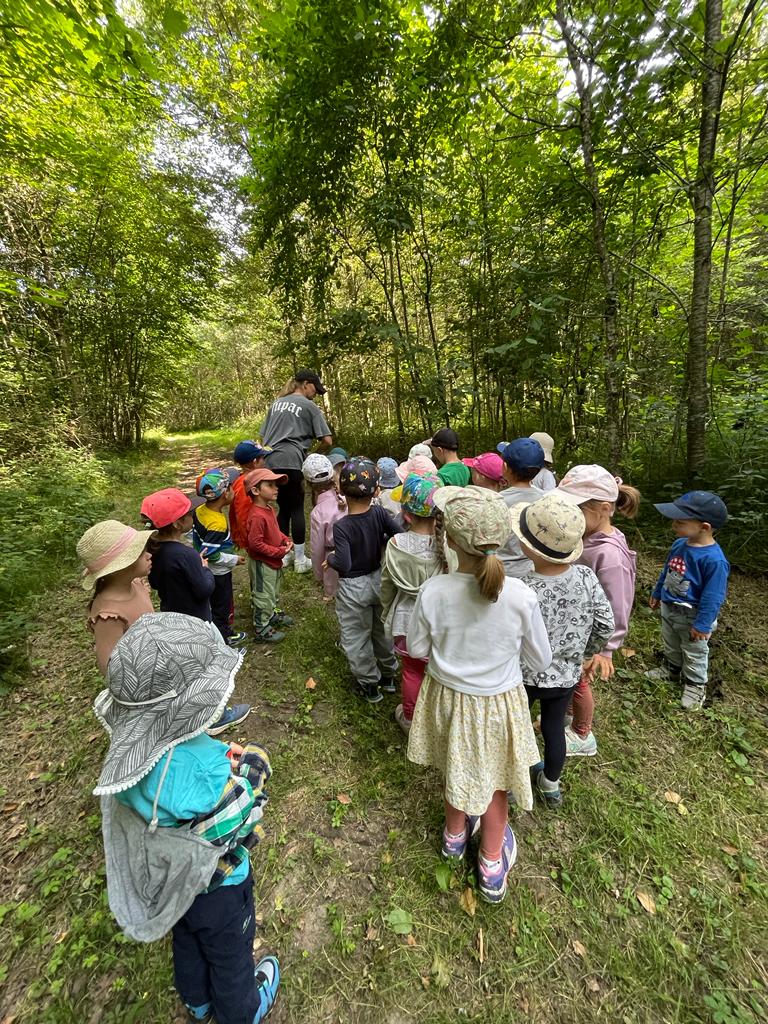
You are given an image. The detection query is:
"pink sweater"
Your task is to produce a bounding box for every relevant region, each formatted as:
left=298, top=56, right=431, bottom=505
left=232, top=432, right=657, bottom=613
left=578, top=527, right=637, bottom=658
left=310, top=490, right=346, bottom=596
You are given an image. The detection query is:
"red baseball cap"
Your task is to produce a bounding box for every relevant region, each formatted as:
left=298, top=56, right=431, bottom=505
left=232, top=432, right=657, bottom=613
left=462, top=452, right=505, bottom=483
left=243, top=468, right=288, bottom=493
left=140, top=488, right=192, bottom=529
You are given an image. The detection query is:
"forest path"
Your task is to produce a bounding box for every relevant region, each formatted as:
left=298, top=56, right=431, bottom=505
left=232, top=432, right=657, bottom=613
left=0, top=432, right=766, bottom=1024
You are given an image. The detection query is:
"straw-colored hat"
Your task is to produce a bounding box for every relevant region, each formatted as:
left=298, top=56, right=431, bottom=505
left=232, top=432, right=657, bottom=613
left=508, top=493, right=585, bottom=564
left=77, top=520, right=155, bottom=591
left=433, top=486, right=514, bottom=555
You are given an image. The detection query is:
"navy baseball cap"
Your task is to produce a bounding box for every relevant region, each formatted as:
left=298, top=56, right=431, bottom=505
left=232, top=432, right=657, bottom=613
left=233, top=440, right=271, bottom=464
left=496, top=437, right=545, bottom=472
left=654, top=491, right=728, bottom=529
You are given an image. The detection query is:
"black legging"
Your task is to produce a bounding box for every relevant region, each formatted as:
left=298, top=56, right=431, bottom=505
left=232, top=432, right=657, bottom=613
left=525, top=683, right=577, bottom=782
left=275, top=468, right=306, bottom=545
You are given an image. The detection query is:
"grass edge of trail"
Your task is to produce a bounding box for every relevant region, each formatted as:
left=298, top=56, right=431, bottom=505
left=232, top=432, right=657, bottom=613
left=0, top=427, right=766, bottom=1024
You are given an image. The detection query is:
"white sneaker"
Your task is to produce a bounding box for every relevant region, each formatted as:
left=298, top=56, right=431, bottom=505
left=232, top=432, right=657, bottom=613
left=564, top=727, right=597, bottom=757
left=294, top=557, right=312, bottom=574
left=564, top=714, right=573, bottom=729
left=681, top=684, right=706, bottom=710
left=282, top=549, right=295, bottom=568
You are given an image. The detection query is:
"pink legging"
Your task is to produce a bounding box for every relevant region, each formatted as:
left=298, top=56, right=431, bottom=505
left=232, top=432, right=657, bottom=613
left=445, top=790, right=508, bottom=860
left=394, top=638, right=427, bottom=720
left=571, top=672, right=594, bottom=738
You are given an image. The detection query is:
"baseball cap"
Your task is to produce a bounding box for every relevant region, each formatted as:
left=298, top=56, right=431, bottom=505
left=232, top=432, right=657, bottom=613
left=140, top=488, right=192, bottom=529
left=233, top=440, right=271, bottom=465
left=429, top=427, right=460, bottom=451
left=408, top=443, right=432, bottom=460
left=654, top=491, right=728, bottom=529
left=376, top=457, right=400, bottom=489
left=509, top=493, right=585, bottom=564
left=462, top=452, right=505, bottom=483
left=496, top=437, right=545, bottom=472
left=295, top=368, right=326, bottom=395
left=302, top=453, right=334, bottom=484
left=557, top=464, right=619, bottom=505
left=529, top=432, right=554, bottom=462
left=195, top=468, right=231, bottom=499
left=243, top=468, right=288, bottom=493
left=339, top=457, right=379, bottom=497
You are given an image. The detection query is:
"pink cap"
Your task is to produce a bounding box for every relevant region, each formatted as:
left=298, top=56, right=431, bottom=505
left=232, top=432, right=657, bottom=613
left=557, top=464, right=620, bottom=504
left=462, top=452, right=505, bottom=483
left=140, top=488, right=192, bottom=528
left=396, top=454, right=437, bottom=482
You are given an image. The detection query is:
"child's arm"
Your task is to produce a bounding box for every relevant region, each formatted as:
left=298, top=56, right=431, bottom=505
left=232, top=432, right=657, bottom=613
left=245, top=512, right=289, bottom=561
left=309, top=511, right=324, bottom=581
left=520, top=599, right=553, bottom=674
left=650, top=549, right=672, bottom=608
left=183, top=548, right=216, bottom=599
left=379, top=540, right=397, bottom=622
left=380, top=507, right=405, bottom=539
left=327, top=520, right=351, bottom=575
left=692, top=555, right=729, bottom=637
left=406, top=588, right=431, bottom=660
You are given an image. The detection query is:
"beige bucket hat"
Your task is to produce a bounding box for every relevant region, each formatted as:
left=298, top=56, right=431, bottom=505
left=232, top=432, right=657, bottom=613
left=433, top=486, right=514, bottom=555
left=77, top=520, right=155, bottom=590
left=508, top=493, right=585, bottom=564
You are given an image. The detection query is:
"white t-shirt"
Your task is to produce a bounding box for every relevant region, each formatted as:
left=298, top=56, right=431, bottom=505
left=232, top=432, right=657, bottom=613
left=407, top=573, right=552, bottom=696
left=532, top=467, right=556, bottom=491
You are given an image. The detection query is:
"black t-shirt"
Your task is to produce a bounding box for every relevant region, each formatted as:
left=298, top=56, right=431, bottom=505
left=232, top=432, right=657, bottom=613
left=328, top=506, right=404, bottom=578
left=148, top=541, right=215, bottom=620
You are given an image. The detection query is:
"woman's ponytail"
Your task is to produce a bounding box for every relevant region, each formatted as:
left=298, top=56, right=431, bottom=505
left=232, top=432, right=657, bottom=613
left=473, top=552, right=505, bottom=603
left=616, top=483, right=641, bottom=519
left=277, top=377, right=299, bottom=398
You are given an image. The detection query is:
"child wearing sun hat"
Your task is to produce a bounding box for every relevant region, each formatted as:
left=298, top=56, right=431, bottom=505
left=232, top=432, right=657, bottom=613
left=303, top=453, right=346, bottom=599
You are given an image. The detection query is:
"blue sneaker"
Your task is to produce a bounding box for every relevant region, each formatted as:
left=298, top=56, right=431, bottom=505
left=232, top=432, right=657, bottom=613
left=253, top=955, right=280, bottom=1023
left=207, top=703, right=251, bottom=736
left=530, top=760, right=563, bottom=809
left=478, top=824, right=517, bottom=903
left=227, top=631, right=248, bottom=647
left=441, top=814, right=480, bottom=859
left=185, top=1002, right=212, bottom=1022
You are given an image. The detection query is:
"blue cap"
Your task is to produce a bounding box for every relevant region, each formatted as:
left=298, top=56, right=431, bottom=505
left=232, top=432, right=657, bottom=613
left=654, top=491, right=728, bottom=529
left=233, top=440, right=271, bottom=465
left=376, top=457, right=400, bottom=489
left=496, top=437, right=545, bottom=472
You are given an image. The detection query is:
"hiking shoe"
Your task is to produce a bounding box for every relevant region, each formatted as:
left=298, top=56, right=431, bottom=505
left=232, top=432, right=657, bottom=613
left=441, top=815, right=480, bottom=860
left=379, top=676, right=397, bottom=694
left=565, top=727, right=597, bottom=757
left=207, top=703, right=251, bottom=736
left=357, top=680, right=383, bottom=704
left=478, top=824, right=517, bottom=903
left=227, top=631, right=248, bottom=647
left=681, top=683, right=706, bottom=710
left=270, top=611, right=294, bottom=627
left=531, top=761, right=563, bottom=809
left=253, top=626, right=285, bottom=644
left=281, top=549, right=295, bottom=568
left=253, top=955, right=280, bottom=1023
left=294, top=557, right=313, bottom=574
left=394, top=703, right=412, bottom=734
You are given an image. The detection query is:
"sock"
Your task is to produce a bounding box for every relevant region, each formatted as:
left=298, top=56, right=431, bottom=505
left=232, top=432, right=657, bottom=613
left=294, top=543, right=305, bottom=561
left=445, top=828, right=466, bottom=841
left=479, top=852, right=502, bottom=872
left=538, top=772, right=560, bottom=792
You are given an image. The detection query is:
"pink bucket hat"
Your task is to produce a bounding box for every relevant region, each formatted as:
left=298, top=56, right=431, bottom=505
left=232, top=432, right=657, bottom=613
left=396, top=454, right=437, bottom=482
left=557, top=464, right=620, bottom=505
left=462, top=452, right=505, bottom=483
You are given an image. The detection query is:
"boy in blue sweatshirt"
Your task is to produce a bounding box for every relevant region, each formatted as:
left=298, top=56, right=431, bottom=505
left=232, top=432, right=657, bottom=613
left=649, top=491, right=729, bottom=710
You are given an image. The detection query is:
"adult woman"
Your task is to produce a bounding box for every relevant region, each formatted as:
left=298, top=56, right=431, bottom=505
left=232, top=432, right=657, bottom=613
left=261, top=369, right=333, bottom=573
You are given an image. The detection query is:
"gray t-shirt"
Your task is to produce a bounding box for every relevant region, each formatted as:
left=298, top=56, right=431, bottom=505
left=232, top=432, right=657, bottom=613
left=261, top=394, right=331, bottom=471
left=497, top=484, right=546, bottom=577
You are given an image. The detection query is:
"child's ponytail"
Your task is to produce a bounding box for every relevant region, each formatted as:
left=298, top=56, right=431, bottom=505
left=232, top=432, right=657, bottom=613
left=616, top=483, right=641, bottom=519
left=434, top=511, right=450, bottom=574
left=472, top=551, right=505, bottom=603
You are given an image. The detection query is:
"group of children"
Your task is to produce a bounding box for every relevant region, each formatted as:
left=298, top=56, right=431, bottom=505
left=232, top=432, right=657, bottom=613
left=75, top=426, right=730, bottom=1021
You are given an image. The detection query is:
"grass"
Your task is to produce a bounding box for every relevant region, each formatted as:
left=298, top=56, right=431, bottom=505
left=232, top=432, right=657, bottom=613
left=0, top=428, right=766, bottom=1024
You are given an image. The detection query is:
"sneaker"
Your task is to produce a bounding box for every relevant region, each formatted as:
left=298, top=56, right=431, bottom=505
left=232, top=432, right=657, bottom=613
left=270, top=611, right=294, bottom=627
left=282, top=549, right=295, bottom=568
left=394, top=703, right=412, bottom=734
left=530, top=761, right=563, bottom=809
left=563, top=713, right=573, bottom=729
left=379, top=676, right=397, bottom=694
left=294, top=557, right=313, bottom=574
left=644, top=665, right=681, bottom=682
left=227, top=631, right=248, bottom=647
left=564, top=726, right=597, bottom=757
left=207, top=703, right=251, bottom=736
left=253, top=954, right=280, bottom=1023
left=681, top=683, right=706, bottom=710
left=478, top=824, right=517, bottom=903
left=441, top=815, right=480, bottom=860
left=185, top=1002, right=212, bottom=1023
left=357, top=680, right=383, bottom=704
left=253, top=626, right=285, bottom=644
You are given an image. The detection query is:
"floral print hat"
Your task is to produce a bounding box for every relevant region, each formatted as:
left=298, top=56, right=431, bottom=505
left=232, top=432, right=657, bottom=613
left=509, top=492, right=586, bottom=564
left=339, top=456, right=379, bottom=498
left=391, top=471, right=443, bottom=517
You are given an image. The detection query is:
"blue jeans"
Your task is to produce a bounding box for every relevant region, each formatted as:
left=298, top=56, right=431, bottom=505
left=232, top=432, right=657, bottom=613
left=172, top=873, right=257, bottom=1024
left=660, top=602, right=710, bottom=688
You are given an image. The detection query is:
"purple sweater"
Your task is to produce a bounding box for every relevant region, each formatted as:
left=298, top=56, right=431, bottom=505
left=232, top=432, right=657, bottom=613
left=578, top=528, right=637, bottom=658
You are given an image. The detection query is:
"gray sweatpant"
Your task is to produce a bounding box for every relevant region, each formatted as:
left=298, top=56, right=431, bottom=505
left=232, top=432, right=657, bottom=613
left=660, top=602, right=711, bottom=688
left=335, top=570, right=398, bottom=688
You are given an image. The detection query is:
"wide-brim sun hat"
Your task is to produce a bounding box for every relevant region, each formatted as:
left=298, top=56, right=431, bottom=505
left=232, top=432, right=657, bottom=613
left=408, top=443, right=432, bottom=460
left=556, top=464, right=619, bottom=505
left=376, top=457, right=400, bottom=489
left=77, top=520, right=156, bottom=591
left=434, top=486, right=514, bottom=555
left=93, top=612, right=243, bottom=795
left=509, top=493, right=585, bottom=564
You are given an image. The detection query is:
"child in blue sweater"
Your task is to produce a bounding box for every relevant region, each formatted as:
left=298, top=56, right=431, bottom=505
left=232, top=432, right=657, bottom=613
left=649, top=491, right=729, bottom=710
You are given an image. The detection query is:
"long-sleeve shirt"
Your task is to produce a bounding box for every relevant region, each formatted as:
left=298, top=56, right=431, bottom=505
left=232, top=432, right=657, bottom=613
left=406, top=573, right=552, bottom=696
left=229, top=474, right=251, bottom=550
left=148, top=541, right=215, bottom=621
left=522, top=565, right=615, bottom=689
left=578, top=528, right=637, bottom=658
left=244, top=503, right=290, bottom=570
left=652, top=538, right=729, bottom=633
left=310, top=489, right=346, bottom=596
left=192, top=504, right=239, bottom=575
left=327, top=505, right=403, bottom=578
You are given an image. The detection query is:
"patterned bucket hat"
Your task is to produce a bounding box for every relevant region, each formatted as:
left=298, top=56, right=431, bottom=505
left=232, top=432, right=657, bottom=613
left=339, top=457, right=379, bottom=498
left=302, top=453, right=334, bottom=484
left=391, top=471, right=443, bottom=517
left=92, top=612, right=243, bottom=795
left=509, top=493, right=586, bottom=564
left=433, top=486, right=514, bottom=555
left=195, top=468, right=231, bottom=499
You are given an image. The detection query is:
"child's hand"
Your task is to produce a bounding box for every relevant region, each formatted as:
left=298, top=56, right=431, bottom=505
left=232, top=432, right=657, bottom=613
left=690, top=627, right=711, bottom=642
left=591, top=653, right=614, bottom=680
left=649, top=596, right=661, bottom=610
left=283, top=538, right=293, bottom=551
left=201, top=555, right=209, bottom=568
left=237, top=556, right=246, bottom=565
left=322, top=559, right=329, bottom=570
left=227, top=741, right=244, bottom=770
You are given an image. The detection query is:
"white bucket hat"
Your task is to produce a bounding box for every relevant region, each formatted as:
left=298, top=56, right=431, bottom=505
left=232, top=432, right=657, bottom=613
left=509, top=493, right=585, bottom=564
left=529, top=432, right=555, bottom=462
left=556, top=464, right=620, bottom=505
left=77, top=520, right=155, bottom=591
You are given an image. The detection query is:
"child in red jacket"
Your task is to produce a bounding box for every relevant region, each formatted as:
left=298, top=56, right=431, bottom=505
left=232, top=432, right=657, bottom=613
left=244, top=469, right=294, bottom=644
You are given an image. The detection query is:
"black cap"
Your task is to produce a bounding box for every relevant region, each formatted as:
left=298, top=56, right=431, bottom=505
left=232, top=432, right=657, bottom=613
left=430, top=427, right=460, bottom=451
left=295, top=368, right=326, bottom=395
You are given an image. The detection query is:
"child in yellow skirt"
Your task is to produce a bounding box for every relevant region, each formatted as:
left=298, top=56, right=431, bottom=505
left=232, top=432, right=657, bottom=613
left=405, top=487, right=552, bottom=903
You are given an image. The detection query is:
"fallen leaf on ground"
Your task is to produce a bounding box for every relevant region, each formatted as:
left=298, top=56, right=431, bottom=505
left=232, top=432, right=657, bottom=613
left=620, top=647, right=636, bottom=658
left=572, top=939, right=587, bottom=957
left=721, top=844, right=738, bottom=856
left=636, top=890, right=657, bottom=915
left=406, top=933, right=417, bottom=946
left=460, top=886, right=477, bottom=917
left=431, top=954, right=450, bottom=988
left=305, top=677, right=316, bottom=690
left=87, top=732, right=101, bottom=743
left=476, top=927, right=485, bottom=964
left=677, top=802, right=689, bottom=816
left=420, top=976, right=431, bottom=989
left=664, top=790, right=682, bottom=804
left=385, top=907, right=413, bottom=935
left=364, top=925, right=379, bottom=942
left=3, top=803, right=19, bottom=814
left=586, top=977, right=601, bottom=993
left=336, top=792, right=351, bottom=804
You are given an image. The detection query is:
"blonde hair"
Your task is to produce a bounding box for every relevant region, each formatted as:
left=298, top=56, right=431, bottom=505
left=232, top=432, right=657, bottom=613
left=277, top=377, right=300, bottom=398
left=582, top=483, right=641, bottom=520
left=434, top=511, right=450, bottom=574
left=467, top=551, right=505, bottom=602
